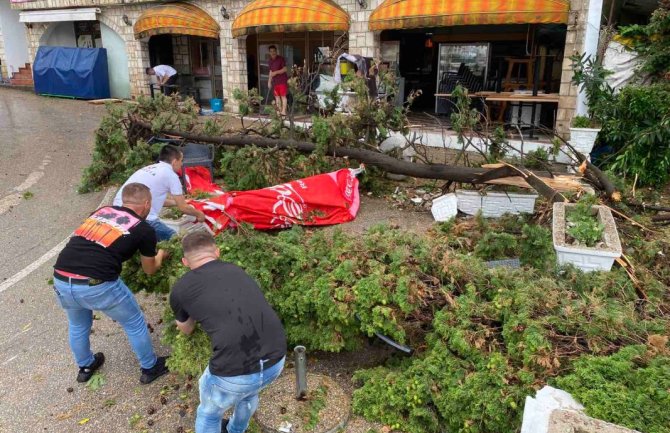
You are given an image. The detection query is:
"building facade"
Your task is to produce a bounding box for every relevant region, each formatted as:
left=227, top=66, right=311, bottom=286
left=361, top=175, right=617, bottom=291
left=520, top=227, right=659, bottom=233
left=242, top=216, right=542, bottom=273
left=7, top=0, right=605, bottom=137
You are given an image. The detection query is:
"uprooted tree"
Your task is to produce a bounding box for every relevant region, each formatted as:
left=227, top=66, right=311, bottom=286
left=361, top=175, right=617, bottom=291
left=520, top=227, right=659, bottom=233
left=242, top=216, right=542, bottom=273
left=79, top=69, right=619, bottom=205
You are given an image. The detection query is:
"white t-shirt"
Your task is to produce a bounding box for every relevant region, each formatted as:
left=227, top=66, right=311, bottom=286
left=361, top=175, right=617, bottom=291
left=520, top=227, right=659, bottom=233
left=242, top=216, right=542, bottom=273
left=153, top=65, right=177, bottom=80
left=113, top=162, right=183, bottom=221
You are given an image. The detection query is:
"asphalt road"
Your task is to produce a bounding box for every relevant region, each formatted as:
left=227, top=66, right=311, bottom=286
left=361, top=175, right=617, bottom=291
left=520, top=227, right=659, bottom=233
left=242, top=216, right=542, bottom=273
left=0, top=88, right=196, bottom=433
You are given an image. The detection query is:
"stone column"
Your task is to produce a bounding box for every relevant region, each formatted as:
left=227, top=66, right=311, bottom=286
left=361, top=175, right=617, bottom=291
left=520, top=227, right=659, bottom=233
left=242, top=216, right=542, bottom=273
left=556, top=0, right=592, bottom=138
left=0, top=24, right=7, bottom=80
left=218, top=0, right=248, bottom=113
left=338, top=0, right=381, bottom=59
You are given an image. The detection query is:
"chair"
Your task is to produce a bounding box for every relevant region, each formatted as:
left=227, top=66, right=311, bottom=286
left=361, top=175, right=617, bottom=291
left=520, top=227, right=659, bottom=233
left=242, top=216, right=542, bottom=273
left=179, top=142, right=215, bottom=186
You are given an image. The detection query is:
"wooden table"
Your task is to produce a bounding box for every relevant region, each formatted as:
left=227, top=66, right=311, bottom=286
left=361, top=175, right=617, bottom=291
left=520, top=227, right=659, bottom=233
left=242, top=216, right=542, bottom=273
left=434, top=92, right=559, bottom=137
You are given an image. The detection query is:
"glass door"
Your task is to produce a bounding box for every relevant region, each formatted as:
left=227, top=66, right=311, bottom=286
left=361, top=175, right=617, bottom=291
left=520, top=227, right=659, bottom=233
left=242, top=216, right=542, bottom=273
left=435, top=43, right=490, bottom=113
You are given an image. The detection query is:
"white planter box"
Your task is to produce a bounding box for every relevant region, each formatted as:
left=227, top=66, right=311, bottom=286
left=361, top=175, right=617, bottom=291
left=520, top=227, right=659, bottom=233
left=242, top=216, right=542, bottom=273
left=456, top=190, right=538, bottom=218
left=552, top=202, right=622, bottom=272
left=160, top=214, right=197, bottom=234
left=431, top=193, right=458, bottom=221
left=569, top=127, right=601, bottom=156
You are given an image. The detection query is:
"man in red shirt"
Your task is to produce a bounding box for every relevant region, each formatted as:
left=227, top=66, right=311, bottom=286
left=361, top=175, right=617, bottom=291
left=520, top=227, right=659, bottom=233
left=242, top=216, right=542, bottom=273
left=268, top=45, right=288, bottom=116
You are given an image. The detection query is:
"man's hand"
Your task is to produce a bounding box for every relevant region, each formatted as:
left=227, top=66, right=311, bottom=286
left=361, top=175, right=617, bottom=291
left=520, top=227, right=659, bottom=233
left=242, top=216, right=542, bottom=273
left=195, top=210, right=206, bottom=223
left=176, top=317, right=196, bottom=335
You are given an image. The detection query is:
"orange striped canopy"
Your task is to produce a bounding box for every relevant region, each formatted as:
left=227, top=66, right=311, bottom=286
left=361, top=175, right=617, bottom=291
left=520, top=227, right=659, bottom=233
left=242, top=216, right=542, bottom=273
left=369, top=0, right=570, bottom=31
left=232, top=0, right=350, bottom=38
left=134, top=3, right=220, bottom=39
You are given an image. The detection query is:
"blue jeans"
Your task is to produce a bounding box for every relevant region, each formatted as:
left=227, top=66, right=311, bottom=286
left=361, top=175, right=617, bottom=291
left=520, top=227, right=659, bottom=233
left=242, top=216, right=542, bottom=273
left=147, top=219, right=177, bottom=242
left=196, top=357, right=285, bottom=433
left=53, top=277, right=157, bottom=369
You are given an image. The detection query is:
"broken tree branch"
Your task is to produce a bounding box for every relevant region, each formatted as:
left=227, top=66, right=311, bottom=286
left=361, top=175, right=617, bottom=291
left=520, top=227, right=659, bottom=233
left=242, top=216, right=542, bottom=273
left=133, top=120, right=574, bottom=202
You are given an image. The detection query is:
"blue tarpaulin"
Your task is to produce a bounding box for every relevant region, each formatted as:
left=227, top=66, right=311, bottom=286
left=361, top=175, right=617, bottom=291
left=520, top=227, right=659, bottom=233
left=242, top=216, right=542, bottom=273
left=33, top=46, right=110, bottom=99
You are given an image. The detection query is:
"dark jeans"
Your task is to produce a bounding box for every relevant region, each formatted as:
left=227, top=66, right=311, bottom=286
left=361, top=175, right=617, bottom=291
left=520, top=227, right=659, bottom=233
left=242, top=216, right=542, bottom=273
left=162, top=74, right=178, bottom=96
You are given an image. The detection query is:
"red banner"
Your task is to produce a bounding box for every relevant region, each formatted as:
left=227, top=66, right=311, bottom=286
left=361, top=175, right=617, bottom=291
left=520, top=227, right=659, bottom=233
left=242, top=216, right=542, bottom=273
left=185, top=167, right=363, bottom=234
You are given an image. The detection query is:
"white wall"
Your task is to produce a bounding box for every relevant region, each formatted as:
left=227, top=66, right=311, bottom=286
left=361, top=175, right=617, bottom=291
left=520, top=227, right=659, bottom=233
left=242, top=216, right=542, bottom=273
left=40, top=22, right=77, bottom=47
left=100, top=23, right=130, bottom=99
left=0, top=0, right=30, bottom=75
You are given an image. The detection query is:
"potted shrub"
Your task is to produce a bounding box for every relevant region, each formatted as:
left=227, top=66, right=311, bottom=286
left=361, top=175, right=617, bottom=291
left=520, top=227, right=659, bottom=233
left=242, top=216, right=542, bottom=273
left=552, top=195, right=622, bottom=272
left=569, top=114, right=601, bottom=156
left=569, top=54, right=613, bottom=156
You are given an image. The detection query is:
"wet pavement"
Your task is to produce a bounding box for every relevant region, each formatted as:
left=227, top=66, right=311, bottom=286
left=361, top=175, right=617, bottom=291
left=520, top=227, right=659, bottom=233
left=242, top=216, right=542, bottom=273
left=0, top=88, right=190, bottom=433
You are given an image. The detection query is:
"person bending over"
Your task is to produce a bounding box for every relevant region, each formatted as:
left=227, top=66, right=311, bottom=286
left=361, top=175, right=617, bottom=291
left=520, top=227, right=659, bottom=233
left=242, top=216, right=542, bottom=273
left=170, top=231, right=287, bottom=433
left=113, top=144, right=206, bottom=241
left=53, top=183, right=170, bottom=384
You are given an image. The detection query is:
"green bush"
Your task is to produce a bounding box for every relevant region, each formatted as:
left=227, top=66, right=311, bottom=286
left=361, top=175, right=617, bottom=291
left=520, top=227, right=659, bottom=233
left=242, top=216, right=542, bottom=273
left=571, top=115, right=592, bottom=128
left=79, top=95, right=199, bottom=193
left=554, top=345, right=670, bottom=433
left=122, top=223, right=670, bottom=433
left=600, top=83, right=670, bottom=186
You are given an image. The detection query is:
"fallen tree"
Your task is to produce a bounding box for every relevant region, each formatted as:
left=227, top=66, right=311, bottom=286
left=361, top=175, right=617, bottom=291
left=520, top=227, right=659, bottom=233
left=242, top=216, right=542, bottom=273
left=131, top=118, right=580, bottom=203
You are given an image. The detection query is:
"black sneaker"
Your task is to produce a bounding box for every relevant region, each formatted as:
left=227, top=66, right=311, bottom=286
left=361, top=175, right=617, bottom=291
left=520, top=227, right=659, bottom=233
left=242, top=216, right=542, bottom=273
left=77, top=352, right=105, bottom=383
left=140, top=356, right=169, bottom=384
left=221, top=418, right=229, bottom=433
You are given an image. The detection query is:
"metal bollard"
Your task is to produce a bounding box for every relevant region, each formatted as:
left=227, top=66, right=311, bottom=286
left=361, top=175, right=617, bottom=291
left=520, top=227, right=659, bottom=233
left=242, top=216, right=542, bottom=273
left=294, top=345, right=307, bottom=400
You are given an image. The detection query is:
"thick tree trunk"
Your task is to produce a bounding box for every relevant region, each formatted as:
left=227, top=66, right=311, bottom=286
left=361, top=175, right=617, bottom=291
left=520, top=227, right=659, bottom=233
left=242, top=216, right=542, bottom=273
left=134, top=120, right=568, bottom=201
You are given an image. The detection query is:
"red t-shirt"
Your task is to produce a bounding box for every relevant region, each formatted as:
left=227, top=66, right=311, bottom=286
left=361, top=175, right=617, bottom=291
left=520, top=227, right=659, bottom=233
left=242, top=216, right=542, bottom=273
left=269, top=55, right=288, bottom=85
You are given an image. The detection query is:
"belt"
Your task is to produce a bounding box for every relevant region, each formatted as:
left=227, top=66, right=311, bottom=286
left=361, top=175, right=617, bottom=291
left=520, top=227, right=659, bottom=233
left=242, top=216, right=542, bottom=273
left=53, top=271, right=104, bottom=286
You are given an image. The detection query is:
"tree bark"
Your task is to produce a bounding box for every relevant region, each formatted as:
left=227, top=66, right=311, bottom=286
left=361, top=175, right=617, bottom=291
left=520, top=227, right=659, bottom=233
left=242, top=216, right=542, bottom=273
left=133, top=120, right=568, bottom=201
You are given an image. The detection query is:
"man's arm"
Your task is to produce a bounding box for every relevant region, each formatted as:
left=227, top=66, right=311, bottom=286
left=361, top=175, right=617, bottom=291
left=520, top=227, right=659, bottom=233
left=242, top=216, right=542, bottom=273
left=270, top=66, right=287, bottom=78
left=176, top=317, right=196, bottom=335
left=140, top=249, right=167, bottom=275
left=172, top=195, right=206, bottom=222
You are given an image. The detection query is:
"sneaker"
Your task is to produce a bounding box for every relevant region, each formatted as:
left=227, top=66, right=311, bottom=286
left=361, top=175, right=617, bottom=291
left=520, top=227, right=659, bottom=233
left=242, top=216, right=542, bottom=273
left=77, top=352, right=105, bottom=383
left=221, top=418, right=229, bottom=433
left=140, top=356, right=169, bottom=384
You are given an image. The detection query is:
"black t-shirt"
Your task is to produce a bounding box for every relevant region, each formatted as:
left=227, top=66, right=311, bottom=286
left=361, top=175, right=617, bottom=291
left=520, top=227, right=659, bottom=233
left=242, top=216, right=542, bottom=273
left=54, top=206, right=157, bottom=281
left=170, top=260, right=287, bottom=377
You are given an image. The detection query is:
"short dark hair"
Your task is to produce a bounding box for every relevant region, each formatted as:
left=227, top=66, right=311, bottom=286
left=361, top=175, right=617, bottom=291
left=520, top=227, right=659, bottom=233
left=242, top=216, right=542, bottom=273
left=268, top=45, right=277, bottom=51
left=159, top=144, right=183, bottom=163
left=121, top=182, right=151, bottom=203
left=182, top=230, right=216, bottom=256
left=145, top=67, right=153, bottom=74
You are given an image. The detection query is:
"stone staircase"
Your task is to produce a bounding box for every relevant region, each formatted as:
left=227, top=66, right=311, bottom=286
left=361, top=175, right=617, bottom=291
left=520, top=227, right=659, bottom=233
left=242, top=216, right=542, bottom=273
left=9, top=63, right=34, bottom=88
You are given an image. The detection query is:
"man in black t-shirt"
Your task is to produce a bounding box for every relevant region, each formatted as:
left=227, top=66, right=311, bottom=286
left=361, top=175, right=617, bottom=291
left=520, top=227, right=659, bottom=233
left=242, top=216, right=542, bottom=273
left=53, top=183, right=170, bottom=384
left=170, top=231, right=286, bottom=433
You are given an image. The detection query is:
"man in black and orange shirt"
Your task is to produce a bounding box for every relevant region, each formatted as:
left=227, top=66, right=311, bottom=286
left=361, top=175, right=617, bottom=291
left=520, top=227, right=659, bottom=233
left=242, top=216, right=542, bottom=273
left=53, top=183, right=170, bottom=384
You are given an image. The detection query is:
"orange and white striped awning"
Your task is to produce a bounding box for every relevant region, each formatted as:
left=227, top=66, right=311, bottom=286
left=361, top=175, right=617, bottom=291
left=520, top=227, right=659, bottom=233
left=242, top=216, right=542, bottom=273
left=134, top=3, right=220, bottom=39
left=369, top=0, right=570, bottom=31
left=232, top=0, right=350, bottom=37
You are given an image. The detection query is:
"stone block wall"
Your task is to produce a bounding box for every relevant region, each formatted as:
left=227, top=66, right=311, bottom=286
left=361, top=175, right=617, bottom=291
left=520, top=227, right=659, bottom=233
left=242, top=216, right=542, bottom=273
left=337, top=0, right=382, bottom=59
left=0, top=24, right=7, bottom=81
left=556, top=0, right=591, bottom=138
left=172, top=35, right=190, bottom=74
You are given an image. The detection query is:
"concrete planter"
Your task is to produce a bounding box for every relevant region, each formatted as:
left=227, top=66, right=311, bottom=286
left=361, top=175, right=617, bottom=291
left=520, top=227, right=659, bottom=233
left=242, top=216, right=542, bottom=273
left=569, top=127, right=601, bottom=156
left=160, top=214, right=196, bottom=234
left=552, top=202, right=622, bottom=272
left=456, top=189, right=538, bottom=218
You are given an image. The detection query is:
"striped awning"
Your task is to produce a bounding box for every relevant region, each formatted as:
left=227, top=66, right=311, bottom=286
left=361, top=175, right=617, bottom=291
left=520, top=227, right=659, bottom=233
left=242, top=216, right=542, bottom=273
left=134, top=3, right=220, bottom=39
left=369, top=0, right=570, bottom=31
left=232, top=0, right=350, bottom=38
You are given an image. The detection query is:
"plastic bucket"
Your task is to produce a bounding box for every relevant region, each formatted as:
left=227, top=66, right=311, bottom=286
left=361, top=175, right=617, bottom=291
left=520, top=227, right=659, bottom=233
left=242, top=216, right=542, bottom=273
left=210, top=98, right=223, bottom=112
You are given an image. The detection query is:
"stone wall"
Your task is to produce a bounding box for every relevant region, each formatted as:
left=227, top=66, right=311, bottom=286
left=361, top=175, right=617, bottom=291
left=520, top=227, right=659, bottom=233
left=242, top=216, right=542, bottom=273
left=556, top=0, right=591, bottom=138
left=0, top=22, right=6, bottom=81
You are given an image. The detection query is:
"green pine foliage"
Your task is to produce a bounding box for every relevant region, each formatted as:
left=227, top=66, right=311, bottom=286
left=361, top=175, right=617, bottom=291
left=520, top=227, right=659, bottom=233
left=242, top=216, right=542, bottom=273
left=122, top=222, right=670, bottom=433
left=78, top=95, right=199, bottom=193
left=554, top=345, right=670, bottom=433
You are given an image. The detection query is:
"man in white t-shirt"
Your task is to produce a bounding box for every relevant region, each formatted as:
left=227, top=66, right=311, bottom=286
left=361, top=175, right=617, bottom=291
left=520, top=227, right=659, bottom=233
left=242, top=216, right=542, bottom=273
left=113, top=145, right=206, bottom=241
left=146, top=65, right=178, bottom=95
